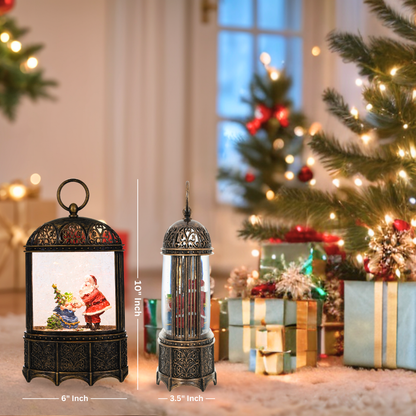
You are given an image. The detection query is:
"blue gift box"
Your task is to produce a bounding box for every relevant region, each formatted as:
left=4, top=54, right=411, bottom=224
left=344, top=281, right=416, bottom=370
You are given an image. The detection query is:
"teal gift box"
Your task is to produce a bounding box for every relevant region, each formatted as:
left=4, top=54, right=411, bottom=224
left=260, top=242, right=327, bottom=278
left=249, top=349, right=293, bottom=375
left=344, top=281, right=416, bottom=370
left=228, top=325, right=257, bottom=363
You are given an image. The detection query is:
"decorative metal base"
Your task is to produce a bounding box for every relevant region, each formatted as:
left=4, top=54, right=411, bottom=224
left=156, top=329, right=216, bottom=392
left=22, top=331, right=128, bottom=386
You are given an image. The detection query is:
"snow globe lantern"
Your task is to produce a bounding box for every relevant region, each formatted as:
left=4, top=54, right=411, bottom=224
left=22, top=179, right=128, bottom=386
left=157, top=182, right=216, bottom=391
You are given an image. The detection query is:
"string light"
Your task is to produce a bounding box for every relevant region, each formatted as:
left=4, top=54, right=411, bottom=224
left=285, top=155, right=294, bottom=164
left=361, top=134, right=371, bottom=144
left=30, top=173, right=41, bottom=185
left=399, top=170, right=407, bottom=178
left=27, top=57, right=38, bottom=69
left=410, top=197, right=416, bottom=204
left=273, top=138, right=284, bottom=149
left=329, top=212, right=336, bottom=220
left=411, top=219, right=416, bottom=227
left=250, top=215, right=260, bottom=225
left=270, top=70, right=279, bottom=80
left=355, top=79, right=363, bottom=86
left=390, top=67, right=398, bottom=76
left=294, top=126, right=304, bottom=137
left=259, top=52, right=271, bottom=66
left=350, top=107, right=359, bottom=119
left=309, top=122, right=321, bottom=136
left=0, top=32, right=9, bottom=43
left=368, top=229, right=375, bottom=237
left=385, top=214, right=393, bottom=224
left=309, top=179, right=316, bottom=186
left=251, top=249, right=260, bottom=257
left=411, top=147, right=416, bottom=158
left=403, top=124, right=409, bottom=129
left=356, top=254, right=363, bottom=263
left=354, top=178, right=363, bottom=186
left=285, top=171, right=294, bottom=180
left=306, top=157, right=315, bottom=166
left=379, top=84, right=386, bottom=91
left=266, top=190, right=275, bottom=200
left=366, top=103, right=373, bottom=110
left=337, top=239, right=345, bottom=246
left=332, top=178, right=340, bottom=187
left=413, top=90, right=416, bottom=100
left=251, top=270, right=259, bottom=279
left=9, top=184, right=26, bottom=200
left=398, top=149, right=405, bottom=157
left=10, top=41, right=22, bottom=52
left=311, top=46, right=321, bottom=56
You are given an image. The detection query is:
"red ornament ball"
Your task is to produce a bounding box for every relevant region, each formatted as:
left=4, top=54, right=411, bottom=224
left=393, top=219, right=411, bottom=232
left=297, top=165, right=314, bottom=182
left=0, top=0, right=14, bottom=15
left=245, top=172, right=256, bottom=183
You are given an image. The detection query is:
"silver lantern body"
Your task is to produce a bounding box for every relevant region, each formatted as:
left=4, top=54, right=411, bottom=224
left=157, top=184, right=216, bottom=391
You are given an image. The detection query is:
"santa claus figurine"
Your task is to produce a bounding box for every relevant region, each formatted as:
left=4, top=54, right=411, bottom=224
left=79, top=275, right=111, bottom=330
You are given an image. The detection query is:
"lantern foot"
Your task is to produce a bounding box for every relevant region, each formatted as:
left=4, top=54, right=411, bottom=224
left=156, top=370, right=217, bottom=392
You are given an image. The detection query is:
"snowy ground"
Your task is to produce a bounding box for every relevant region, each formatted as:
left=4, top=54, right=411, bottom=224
left=2, top=314, right=416, bottom=416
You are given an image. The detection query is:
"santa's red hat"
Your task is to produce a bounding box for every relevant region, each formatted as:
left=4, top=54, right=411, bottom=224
left=87, top=275, right=97, bottom=286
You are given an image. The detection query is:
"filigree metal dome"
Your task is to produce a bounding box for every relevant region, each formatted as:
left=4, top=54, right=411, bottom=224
left=161, top=182, right=213, bottom=256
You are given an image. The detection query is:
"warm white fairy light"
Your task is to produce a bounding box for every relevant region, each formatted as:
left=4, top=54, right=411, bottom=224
left=273, top=138, right=284, bottom=149
left=294, top=126, right=304, bottom=137
left=285, top=154, right=294, bottom=164
left=330, top=212, right=336, bottom=220
left=338, top=239, right=345, bottom=247
left=390, top=67, right=398, bottom=76
left=355, top=79, right=363, bottom=86
left=413, top=90, right=416, bottom=100
left=306, top=157, right=315, bottom=166
left=11, top=41, right=22, bottom=52
left=285, top=171, right=294, bottom=180
left=410, top=197, right=416, bottom=205
left=398, top=149, right=405, bottom=157
left=0, top=32, right=9, bottom=43
left=266, top=190, right=275, bottom=200
left=385, top=214, right=393, bottom=224
left=311, top=46, right=321, bottom=56
left=354, top=178, right=363, bottom=186
left=309, top=179, right=316, bottom=186
left=270, top=70, right=279, bottom=80
left=399, top=170, right=407, bottom=178
left=361, top=134, right=371, bottom=145
left=368, top=229, right=375, bottom=237
left=411, top=219, right=416, bottom=227
left=9, top=184, right=27, bottom=200
left=332, top=178, right=340, bottom=187
left=366, top=103, right=373, bottom=111
left=250, top=215, right=260, bottom=225
left=27, top=57, right=38, bottom=69
left=356, top=254, right=364, bottom=263
left=30, top=173, right=41, bottom=185
left=309, top=122, right=321, bottom=136
left=379, top=84, right=386, bottom=91
left=411, top=147, right=416, bottom=158
left=403, top=124, right=409, bottom=129
left=260, top=52, right=271, bottom=66
left=251, top=249, right=260, bottom=257
left=350, top=107, right=359, bottom=119
left=251, top=270, right=259, bottom=279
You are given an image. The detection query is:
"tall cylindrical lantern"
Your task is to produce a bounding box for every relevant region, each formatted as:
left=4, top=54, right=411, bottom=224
left=157, top=182, right=216, bottom=391
left=22, top=179, right=128, bottom=386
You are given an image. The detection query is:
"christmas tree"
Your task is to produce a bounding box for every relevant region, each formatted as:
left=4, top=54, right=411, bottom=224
left=241, top=0, right=416, bottom=281
left=0, top=14, right=57, bottom=120
left=218, top=54, right=313, bottom=214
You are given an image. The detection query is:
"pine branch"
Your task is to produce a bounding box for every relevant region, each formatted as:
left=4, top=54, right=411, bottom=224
left=238, top=220, right=289, bottom=241
left=365, top=0, right=416, bottom=44
left=323, top=88, right=371, bottom=134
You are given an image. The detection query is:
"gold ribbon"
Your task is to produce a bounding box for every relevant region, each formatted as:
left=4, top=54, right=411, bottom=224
left=242, top=299, right=250, bottom=325
left=254, top=298, right=266, bottom=325
left=242, top=325, right=251, bottom=352
left=373, top=282, right=398, bottom=369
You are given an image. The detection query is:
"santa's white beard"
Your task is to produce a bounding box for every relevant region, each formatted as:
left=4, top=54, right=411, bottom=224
left=79, top=284, right=95, bottom=297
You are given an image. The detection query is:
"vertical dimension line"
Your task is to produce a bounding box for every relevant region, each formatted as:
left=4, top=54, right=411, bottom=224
left=137, top=178, right=139, bottom=390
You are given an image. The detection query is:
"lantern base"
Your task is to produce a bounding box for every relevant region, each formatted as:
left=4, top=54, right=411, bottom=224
left=156, top=329, right=216, bottom=392
left=22, top=331, right=128, bottom=386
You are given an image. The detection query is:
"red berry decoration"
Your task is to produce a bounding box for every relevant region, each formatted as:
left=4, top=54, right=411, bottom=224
left=0, top=0, right=14, bottom=15
left=297, top=165, right=314, bottom=182
left=246, top=118, right=262, bottom=135
left=245, top=172, right=256, bottom=183
left=393, top=219, right=411, bottom=232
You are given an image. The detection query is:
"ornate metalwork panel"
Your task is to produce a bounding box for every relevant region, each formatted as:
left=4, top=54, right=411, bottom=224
left=159, top=345, right=170, bottom=376
left=121, top=339, right=128, bottom=368
left=33, top=224, right=58, bottom=245
left=59, top=343, right=89, bottom=372
left=24, top=340, right=28, bottom=367
left=60, top=223, right=86, bottom=244
left=200, top=345, right=214, bottom=376
left=88, top=223, right=121, bottom=244
left=92, top=342, right=119, bottom=371
left=172, top=348, right=200, bottom=379
left=163, top=220, right=212, bottom=251
left=30, top=342, right=55, bottom=371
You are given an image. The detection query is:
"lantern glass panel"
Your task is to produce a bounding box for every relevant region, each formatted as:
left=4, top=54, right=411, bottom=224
left=201, top=255, right=211, bottom=334
left=161, top=255, right=173, bottom=334
left=32, top=252, right=116, bottom=331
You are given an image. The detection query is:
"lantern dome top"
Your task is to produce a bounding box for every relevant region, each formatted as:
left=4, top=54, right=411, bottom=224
left=25, top=179, right=122, bottom=251
left=161, top=182, right=213, bottom=256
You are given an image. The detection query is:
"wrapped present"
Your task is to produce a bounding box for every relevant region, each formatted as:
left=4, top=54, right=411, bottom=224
left=229, top=325, right=257, bottom=363
left=213, top=328, right=229, bottom=361
left=296, top=351, right=317, bottom=368
left=211, top=298, right=228, bottom=329
left=143, top=298, right=162, bottom=328
left=228, top=298, right=297, bottom=326
left=260, top=242, right=327, bottom=278
left=0, top=199, right=56, bottom=291
left=297, top=300, right=318, bottom=329
left=144, top=325, right=161, bottom=355
left=319, top=322, right=344, bottom=356
left=249, top=349, right=292, bottom=375
left=344, top=281, right=416, bottom=370
left=296, top=329, right=317, bottom=352
left=256, top=325, right=296, bottom=355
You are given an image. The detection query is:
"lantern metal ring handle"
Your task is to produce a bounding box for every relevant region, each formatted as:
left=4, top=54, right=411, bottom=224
left=57, top=178, right=90, bottom=218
